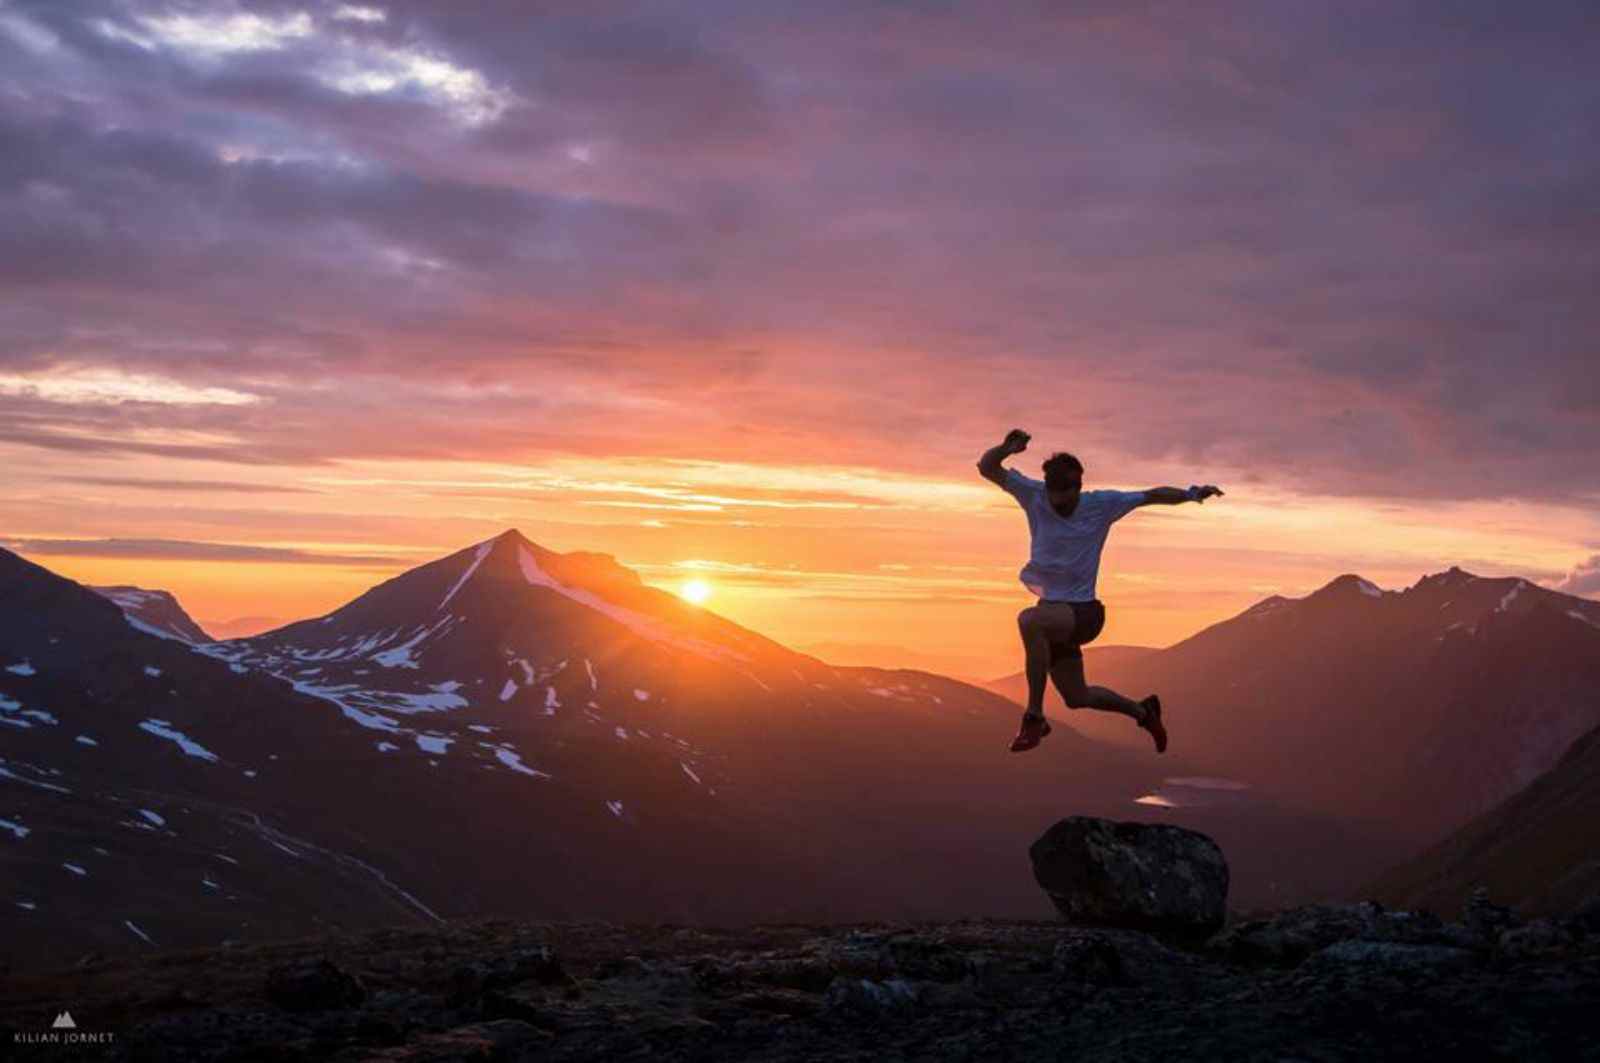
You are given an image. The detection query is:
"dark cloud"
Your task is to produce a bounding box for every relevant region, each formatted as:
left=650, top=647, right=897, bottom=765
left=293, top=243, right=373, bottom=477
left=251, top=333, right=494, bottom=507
left=0, top=0, right=1594, bottom=505
left=6, top=537, right=403, bottom=565
left=61, top=476, right=319, bottom=493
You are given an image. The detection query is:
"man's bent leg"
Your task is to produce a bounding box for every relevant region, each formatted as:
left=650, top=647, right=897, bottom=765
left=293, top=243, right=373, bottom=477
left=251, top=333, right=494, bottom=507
left=1018, top=603, right=1077, bottom=718
left=1048, top=653, right=1147, bottom=722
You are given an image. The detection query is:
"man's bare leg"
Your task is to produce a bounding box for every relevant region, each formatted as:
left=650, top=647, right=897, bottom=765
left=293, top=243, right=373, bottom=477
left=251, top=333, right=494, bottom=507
left=1017, top=602, right=1079, bottom=718
left=1049, top=653, right=1147, bottom=722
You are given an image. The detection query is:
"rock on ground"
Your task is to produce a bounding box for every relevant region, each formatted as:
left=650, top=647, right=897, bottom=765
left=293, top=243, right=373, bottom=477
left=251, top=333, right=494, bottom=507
left=1030, top=816, right=1229, bottom=935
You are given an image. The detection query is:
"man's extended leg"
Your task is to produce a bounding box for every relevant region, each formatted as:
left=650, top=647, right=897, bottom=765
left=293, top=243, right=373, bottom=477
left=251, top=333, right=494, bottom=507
left=1050, top=653, right=1168, bottom=753
left=1048, top=654, right=1144, bottom=720
left=1017, top=602, right=1079, bottom=718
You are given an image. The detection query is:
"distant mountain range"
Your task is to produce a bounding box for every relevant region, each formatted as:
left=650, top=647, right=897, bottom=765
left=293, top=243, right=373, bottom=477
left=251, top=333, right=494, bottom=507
left=989, top=569, right=1600, bottom=852
left=199, top=616, right=286, bottom=640
left=5, top=535, right=1593, bottom=967
left=795, top=640, right=1001, bottom=684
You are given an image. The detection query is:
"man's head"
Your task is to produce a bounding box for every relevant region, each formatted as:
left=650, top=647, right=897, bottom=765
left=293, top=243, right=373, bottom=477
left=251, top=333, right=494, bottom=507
left=1042, top=451, right=1084, bottom=509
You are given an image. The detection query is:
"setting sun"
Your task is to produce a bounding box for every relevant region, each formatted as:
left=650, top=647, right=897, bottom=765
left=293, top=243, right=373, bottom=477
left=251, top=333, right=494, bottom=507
left=680, top=578, right=713, bottom=605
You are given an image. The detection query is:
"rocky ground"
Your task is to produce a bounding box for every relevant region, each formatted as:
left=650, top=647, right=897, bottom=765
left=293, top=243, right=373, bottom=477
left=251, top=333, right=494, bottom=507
left=3, top=897, right=1597, bottom=1062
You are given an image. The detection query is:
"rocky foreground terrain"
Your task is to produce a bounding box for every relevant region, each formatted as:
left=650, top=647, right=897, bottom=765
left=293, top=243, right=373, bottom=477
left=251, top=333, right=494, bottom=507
left=3, top=896, right=1596, bottom=1062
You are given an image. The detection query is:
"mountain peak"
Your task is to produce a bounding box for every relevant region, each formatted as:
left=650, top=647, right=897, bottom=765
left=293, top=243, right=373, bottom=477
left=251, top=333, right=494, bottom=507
left=1312, top=573, right=1386, bottom=600
left=434, top=531, right=643, bottom=615
left=91, top=584, right=212, bottom=643
left=1410, top=566, right=1483, bottom=592
left=480, top=528, right=535, bottom=552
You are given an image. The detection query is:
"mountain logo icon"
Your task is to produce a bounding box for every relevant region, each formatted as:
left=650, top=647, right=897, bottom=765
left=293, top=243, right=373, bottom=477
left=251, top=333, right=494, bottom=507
left=51, top=1011, right=77, bottom=1028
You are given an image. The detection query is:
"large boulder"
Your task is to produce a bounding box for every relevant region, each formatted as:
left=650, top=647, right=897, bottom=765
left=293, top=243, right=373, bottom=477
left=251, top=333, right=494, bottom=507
left=1030, top=817, right=1228, bottom=935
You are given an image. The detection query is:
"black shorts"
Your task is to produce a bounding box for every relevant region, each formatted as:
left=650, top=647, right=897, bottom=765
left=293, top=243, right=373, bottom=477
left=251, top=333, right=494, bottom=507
left=1043, top=598, right=1105, bottom=661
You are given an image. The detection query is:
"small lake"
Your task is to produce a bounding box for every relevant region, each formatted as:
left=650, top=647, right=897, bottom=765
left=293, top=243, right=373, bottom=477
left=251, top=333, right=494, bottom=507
left=1134, top=776, right=1252, bottom=809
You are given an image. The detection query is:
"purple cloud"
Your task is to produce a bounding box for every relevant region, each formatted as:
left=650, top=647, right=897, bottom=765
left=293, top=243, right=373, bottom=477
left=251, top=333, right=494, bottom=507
left=0, top=0, right=1594, bottom=505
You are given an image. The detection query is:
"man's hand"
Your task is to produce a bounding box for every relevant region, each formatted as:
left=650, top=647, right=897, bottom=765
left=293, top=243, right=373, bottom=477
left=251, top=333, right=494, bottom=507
left=978, top=429, right=1030, bottom=485
left=1189, top=484, right=1224, bottom=503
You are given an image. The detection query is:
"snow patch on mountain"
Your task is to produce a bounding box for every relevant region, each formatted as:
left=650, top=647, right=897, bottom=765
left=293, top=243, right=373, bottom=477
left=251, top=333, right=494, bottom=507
left=391, top=688, right=468, bottom=712
left=499, top=679, right=518, bottom=701
left=138, top=719, right=219, bottom=762
left=493, top=747, right=551, bottom=778
left=372, top=616, right=455, bottom=668
left=1496, top=582, right=1524, bottom=612
left=123, top=614, right=184, bottom=641
left=1357, top=579, right=1383, bottom=598
left=2, top=694, right=21, bottom=711
left=439, top=540, right=493, bottom=611
left=0, top=817, right=29, bottom=838
left=101, top=588, right=158, bottom=608
left=1567, top=610, right=1600, bottom=630
left=0, top=759, right=72, bottom=793
left=415, top=733, right=453, bottom=755
left=291, top=679, right=404, bottom=732
left=5, top=661, right=34, bottom=675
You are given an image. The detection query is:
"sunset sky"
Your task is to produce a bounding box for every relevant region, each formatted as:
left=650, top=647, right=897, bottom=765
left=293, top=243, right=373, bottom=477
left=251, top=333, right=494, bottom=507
left=3, top=1, right=1596, bottom=679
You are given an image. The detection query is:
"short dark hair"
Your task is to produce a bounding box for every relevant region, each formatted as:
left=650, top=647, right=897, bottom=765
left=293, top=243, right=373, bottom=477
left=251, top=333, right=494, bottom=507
left=1042, top=451, right=1084, bottom=489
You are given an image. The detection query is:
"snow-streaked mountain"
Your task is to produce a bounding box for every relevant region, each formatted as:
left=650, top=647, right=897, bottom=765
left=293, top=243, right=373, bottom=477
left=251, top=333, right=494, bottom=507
left=201, top=531, right=1406, bottom=910
left=1, top=533, right=1420, bottom=966
left=2, top=550, right=436, bottom=963
left=1066, top=568, right=1600, bottom=846
left=91, top=585, right=212, bottom=644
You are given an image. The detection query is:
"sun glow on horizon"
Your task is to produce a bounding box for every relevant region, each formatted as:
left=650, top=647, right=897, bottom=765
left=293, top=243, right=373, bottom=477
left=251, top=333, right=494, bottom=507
left=679, top=578, right=713, bottom=605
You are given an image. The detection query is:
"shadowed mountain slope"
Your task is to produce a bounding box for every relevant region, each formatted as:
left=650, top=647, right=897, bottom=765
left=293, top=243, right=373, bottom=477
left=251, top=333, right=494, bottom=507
left=1030, top=570, right=1600, bottom=847
left=1369, top=717, right=1600, bottom=916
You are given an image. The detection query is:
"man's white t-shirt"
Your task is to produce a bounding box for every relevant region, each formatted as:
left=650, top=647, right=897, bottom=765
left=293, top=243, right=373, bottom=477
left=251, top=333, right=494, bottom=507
left=1000, top=468, right=1145, bottom=602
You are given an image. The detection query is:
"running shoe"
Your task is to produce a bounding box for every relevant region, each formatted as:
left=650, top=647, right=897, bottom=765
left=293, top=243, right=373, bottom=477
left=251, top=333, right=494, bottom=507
left=1138, top=695, right=1167, bottom=754
left=1009, top=713, right=1052, bottom=753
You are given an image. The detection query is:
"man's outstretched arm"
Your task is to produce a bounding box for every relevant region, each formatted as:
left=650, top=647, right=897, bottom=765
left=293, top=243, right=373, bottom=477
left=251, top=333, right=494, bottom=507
left=977, top=428, right=1031, bottom=485
left=1141, top=484, right=1225, bottom=505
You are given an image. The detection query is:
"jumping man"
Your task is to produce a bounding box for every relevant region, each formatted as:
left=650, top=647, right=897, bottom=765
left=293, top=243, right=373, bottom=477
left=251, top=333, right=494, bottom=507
left=977, top=428, right=1223, bottom=753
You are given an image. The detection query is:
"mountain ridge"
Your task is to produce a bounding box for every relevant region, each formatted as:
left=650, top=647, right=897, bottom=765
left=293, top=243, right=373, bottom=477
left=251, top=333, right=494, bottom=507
left=19, top=533, right=1586, bottom=967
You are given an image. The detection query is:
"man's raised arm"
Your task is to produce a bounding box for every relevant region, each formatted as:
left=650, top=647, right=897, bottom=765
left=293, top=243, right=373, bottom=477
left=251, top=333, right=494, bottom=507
left=1141, top=484, right=1225, bottom=505
left=977, top=428, right=1030, bottom=486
